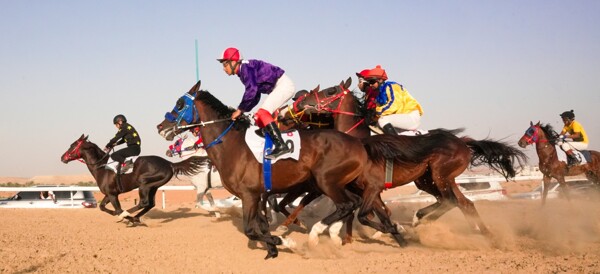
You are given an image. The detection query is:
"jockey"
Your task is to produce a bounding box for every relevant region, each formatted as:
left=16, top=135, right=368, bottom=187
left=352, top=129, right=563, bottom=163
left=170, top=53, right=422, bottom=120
left=104, top=114, right=141, bottom=191
left=356, top=65, right=424, bottom=135
left=166, top=127, right=203, bottom=158
left=559, top=110, right=588, bottom=166
left=218, top=47, right=295, bottom=159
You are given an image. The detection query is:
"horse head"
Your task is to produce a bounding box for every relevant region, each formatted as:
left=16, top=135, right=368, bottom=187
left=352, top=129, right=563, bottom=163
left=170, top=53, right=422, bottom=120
left=157, top=81, right=203, bottom=141
left=518, top=121, right=559, bottom=148
left=60, top=134, right=106, bottom=164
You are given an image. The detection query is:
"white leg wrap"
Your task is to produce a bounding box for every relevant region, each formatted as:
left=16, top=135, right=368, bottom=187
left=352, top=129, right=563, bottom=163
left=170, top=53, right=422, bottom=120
left=278, top=236, right=297, bottom=250
left=412, top=212, right=420, bottom=227
left=371, top=231, right=383, bottom=239
left=116, top=211, right=130, bottom=221
left=308, top=221, right=328, bottom=247
left=328, top=221, right=344, bottom=246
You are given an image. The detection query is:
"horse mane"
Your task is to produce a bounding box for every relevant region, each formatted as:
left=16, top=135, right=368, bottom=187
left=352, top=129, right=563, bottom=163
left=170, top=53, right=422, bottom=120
left=195, top=90, right=251, bottom=129
left=539, top=123, right=559, bottom=145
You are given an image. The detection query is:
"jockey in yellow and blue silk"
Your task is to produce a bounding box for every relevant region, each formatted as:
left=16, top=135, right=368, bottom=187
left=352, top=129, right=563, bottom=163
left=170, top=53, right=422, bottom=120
left=559, top=110, right=588, bottom=166
left=357, top=65, right=423, bottom=135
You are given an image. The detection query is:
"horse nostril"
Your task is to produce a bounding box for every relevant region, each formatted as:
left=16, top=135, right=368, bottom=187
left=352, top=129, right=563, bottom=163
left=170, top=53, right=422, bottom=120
left=157, top=124, right=163, bottom=130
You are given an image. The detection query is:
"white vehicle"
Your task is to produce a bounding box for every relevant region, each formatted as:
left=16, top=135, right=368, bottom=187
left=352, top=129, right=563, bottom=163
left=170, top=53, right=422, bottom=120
left=510, top=178, right=599, bottom=200
left=0, top=186, right=97, bottom=209
left=386, top=180, right=508, bottom=204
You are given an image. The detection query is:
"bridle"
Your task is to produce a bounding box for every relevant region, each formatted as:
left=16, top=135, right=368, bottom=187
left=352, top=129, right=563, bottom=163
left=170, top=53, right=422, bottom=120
left=293, top=84, right=365, bottom=134
left=522, top=125, right=550, bottom=146
left=62, top=139, right=108, bottom=165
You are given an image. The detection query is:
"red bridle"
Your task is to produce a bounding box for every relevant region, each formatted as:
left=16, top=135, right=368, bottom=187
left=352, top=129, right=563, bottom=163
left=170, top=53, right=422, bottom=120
left=294, top=85, right=365, bottom=134
left=522, top=126, right=548, bottom=145
left=62, top=139, right=86, bottom=164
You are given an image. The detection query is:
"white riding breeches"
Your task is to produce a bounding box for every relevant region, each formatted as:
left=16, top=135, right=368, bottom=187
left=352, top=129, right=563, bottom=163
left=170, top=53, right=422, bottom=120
left=260, top=74, right=295, bottom=113
left=560, top=141, right=588, bottom=151
left=377, top=110, right=421, bottom=131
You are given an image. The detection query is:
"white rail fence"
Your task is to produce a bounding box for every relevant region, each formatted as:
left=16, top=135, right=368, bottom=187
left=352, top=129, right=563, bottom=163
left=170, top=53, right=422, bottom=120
left=0, top=175, right=543, bottom=209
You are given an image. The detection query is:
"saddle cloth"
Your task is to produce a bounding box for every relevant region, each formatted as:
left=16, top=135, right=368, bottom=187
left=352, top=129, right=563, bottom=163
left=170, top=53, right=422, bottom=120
left=245, top=126, right=301, bottom=163
left=105, top=156, right=139, bottom=174
left=399, top=129, right=429, bottom=136
left=555, top=146, right=588, bottom=165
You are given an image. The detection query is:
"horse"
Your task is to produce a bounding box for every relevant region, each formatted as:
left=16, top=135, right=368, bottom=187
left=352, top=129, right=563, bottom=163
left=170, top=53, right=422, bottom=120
left=61, top=134, right=207, bottom=225
left=283, top=78, right=528, bottom=242
left=164, top=134, right=224, bottom=217
left=156, top=90, right=416, bottom=259
left=517, top=121, right=600, bottom=205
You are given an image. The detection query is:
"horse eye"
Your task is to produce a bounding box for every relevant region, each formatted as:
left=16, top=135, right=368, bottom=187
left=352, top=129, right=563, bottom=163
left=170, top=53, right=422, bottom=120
left=176, top=98, right=185, bottom=110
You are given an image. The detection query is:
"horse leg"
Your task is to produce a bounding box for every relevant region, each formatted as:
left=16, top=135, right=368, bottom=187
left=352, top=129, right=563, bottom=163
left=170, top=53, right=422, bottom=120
left=541, top=176, right=552, bottom=206
left=309, top=188, right=359, bottom=247
left=241, top=194, right=284, bottom=260
left=106, top=194, right=126, bottom=220
left=98, top=195, right=116, bottom=216
left=204, top=190, right=221, bottom=218
left=276, top=191, right=320, bottom=232
left=447, top=180, right=490, bottom=235
left=357, top=187, right=407, bottom=246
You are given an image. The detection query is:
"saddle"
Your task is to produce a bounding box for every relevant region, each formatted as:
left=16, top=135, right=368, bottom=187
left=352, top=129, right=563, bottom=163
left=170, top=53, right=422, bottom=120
left=556, top=147, right=589, bottom=166
left=105, top=157, right=138, bottom=174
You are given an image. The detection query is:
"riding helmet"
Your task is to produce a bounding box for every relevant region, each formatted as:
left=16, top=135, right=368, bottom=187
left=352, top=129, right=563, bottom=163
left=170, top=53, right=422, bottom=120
left=356, top=69, right=370, bottom=79
left=217, top=47, right=241, bottom=63
left=113, top=114, right=127, bottom=124
left=560, top=110, right=575, bottom=120
left=366, top=65, right=388, bottom=81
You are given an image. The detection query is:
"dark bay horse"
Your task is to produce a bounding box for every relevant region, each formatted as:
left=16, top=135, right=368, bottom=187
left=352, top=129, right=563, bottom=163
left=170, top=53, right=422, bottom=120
left=284, top=78, right=527, bottom=242
left=61, top=135, right=206, bottom=225
left=518, top=122, right=600, bottom=204
left=157, top=90, right=400, bottom=259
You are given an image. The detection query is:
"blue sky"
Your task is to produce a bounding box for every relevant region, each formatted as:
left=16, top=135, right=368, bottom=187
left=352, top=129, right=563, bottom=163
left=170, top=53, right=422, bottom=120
left=1, top=1, right=599, bottom=177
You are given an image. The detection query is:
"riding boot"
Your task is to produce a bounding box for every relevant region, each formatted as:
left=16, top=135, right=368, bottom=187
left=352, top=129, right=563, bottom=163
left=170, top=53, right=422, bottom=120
left=115, top=162, right=124, bottom=192
left=264, top=122, right=292, bottom=160
left=566, top=150, right=581, bottom=166
left=382, top=123, right=399, bottom=135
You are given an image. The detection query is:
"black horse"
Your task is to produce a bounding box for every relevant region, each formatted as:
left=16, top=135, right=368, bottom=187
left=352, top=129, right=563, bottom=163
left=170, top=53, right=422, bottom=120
left=61, top=134, right=207, bottom=225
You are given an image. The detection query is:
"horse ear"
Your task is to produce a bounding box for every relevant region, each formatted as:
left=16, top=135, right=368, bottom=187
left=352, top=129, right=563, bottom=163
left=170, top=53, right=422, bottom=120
left=344, top=77, right=352, bottom=89
left=84, top=135, right=89, bottom=141
left=188, top=80, right=202, bottom=94
left=311, top=85, right=320, bottom=93
left=79, top=134, right=85, bottom=140
left=536, top=121, right=541, bottom=125
left=529, top=121, right=533, bottom=126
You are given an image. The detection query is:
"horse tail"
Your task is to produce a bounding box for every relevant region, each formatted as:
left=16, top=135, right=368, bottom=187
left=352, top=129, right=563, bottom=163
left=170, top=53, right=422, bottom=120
left=172, top=155, right=210, bottom=179
left=462, top=137, right=528, bottom=180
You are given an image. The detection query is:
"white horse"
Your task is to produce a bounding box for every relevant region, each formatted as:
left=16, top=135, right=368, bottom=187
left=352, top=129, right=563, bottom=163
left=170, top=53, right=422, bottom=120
left=165, top=134, right=224, bottom=218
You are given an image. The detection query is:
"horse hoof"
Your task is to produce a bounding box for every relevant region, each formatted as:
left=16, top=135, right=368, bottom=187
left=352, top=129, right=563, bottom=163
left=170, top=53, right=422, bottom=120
left=330, top=235, right=343, bottom=247
left=264, top=250, right=279, bottom=260
left=213, top=211, right=222, bottom=219
left=275, top=225, right=289, bottom=234
left=278, top=236, right=296, bottom=250
left=371, top=231, right=383, bottom=239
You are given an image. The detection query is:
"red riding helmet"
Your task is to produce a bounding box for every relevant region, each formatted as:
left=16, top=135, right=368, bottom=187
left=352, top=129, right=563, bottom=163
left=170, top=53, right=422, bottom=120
left=217, top=47, right=241, bottom=62
left=366, top=65, right=388, bottom=81
left=355, top=69, right=370, bottom=79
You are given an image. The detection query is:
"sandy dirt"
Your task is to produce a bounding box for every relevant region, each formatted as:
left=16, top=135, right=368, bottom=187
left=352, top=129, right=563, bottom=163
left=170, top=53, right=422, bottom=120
left=1, top=180, right=599, bottom=273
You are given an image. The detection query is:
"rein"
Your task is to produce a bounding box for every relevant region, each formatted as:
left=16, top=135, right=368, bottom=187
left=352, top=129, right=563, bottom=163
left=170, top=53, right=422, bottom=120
left=176, top=118, right=235, bottom=149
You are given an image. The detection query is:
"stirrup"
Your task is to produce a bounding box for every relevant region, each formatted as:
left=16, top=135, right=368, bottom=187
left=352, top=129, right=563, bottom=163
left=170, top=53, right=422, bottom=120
left=265, top=147, right=292, bottom=159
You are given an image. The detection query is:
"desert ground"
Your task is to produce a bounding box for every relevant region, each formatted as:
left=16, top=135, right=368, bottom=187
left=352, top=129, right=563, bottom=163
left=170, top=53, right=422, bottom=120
left=1, top=176, right=599, bottom=273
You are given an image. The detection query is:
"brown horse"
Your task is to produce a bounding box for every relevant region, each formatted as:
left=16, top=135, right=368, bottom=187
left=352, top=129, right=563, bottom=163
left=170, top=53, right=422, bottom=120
left=61, top=135, right=206, bottom=225
left=517, top=121, right=600, bottom=204
left=283, top=78, right=527, bottom=242
left=156, top=90, right=412, bottom=259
